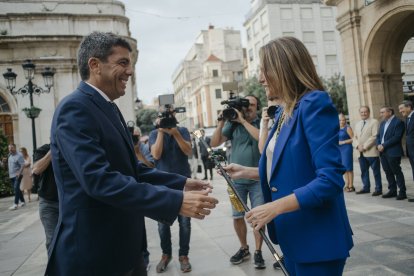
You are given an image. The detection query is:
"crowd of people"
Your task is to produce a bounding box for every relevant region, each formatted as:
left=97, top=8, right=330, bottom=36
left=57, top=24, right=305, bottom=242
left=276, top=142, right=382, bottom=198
left=338, top=103, right=414, bottom=202
left=2, top=31, right=413, bottom=276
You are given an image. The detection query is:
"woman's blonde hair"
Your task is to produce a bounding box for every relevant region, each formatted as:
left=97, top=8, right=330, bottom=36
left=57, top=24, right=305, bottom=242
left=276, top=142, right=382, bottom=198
left=259, top=36, right=324, bottom=116
left=20, top=147, right=28, bottom=158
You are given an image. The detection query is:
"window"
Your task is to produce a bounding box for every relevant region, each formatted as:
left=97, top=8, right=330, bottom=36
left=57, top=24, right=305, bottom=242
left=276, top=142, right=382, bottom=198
left=248, top=48, right=254, bottom=62
left=302, top=32, right=315, bottom=43
left=325, top=55, right=337, bottom=65
left=260, top=11, right=268, bottom=28
left=300, top=8, right=313, bottom=19
left=253, top=19, right=260, bottom=35
left=321, top=8, right=333, bottom=18
left=323, top=31, right=335, bottom=41
left=255, top=41, right=261, bottom=57
left=247, top=27, right=252, bottom=41
left=281, top=8, right=292, bottom=20
left=212, top=69, right=219, bottom=77
left=215, top=89, right=222, bottom=99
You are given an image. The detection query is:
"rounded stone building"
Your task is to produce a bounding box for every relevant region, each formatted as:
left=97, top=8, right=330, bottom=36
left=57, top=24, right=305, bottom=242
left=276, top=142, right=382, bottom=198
left=0, top=0, right=138, bottom=154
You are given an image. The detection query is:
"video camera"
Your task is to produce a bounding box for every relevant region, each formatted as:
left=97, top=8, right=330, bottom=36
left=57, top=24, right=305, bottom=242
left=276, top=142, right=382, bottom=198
left=219, top=92, right=250, bottom=121
left=157, top=94, right=186, bottom=128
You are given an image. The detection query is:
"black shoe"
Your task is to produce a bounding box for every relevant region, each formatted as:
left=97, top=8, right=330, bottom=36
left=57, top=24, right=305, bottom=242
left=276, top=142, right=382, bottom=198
left=202, top=177, right=208, bottom=180
left=372, top=191, right=382, bottom=196
left=408, top=198, right=414, bottom=202
left=356, top=189, right=370, bottom=194
left=396, top=193, right=407, bottom=200
left=254, top=250, right=266, bottom=269
left=230, top=246, right=250, bottom=265
left=382, top=191, right=397, bottom=198
left=273, top=256, right=285, bottom=269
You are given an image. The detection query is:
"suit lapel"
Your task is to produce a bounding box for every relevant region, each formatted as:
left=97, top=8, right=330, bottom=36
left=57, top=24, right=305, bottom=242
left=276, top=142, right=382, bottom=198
left=77, top=82, right=134, bottom=151
left=269, top=107, right=299, bottom=181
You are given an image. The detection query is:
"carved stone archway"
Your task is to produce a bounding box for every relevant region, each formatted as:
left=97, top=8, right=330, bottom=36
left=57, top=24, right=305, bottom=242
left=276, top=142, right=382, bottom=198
left=326, top=0, right=414, bottom=125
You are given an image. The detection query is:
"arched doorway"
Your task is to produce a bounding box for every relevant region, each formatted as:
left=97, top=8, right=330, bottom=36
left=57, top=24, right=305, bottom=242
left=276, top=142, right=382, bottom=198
left=364, top=7, right=414, bottom=115
left=0, top=95, right=13, bottom=143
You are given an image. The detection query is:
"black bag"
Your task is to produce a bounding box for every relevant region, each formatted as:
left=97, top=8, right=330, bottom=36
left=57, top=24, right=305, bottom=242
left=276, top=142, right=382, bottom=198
left=197, top=164, right=202, bottom=173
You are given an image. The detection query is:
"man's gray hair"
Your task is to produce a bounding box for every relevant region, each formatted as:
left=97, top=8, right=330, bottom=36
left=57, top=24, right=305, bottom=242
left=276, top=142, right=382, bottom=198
left=77, top=32, right=132, bottom=80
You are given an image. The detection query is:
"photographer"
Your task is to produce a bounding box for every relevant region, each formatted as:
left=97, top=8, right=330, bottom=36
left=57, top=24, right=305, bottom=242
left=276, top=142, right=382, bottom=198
left=149, top=107, right=193, bottom=273
left=210, top=95, right=265, bottom=269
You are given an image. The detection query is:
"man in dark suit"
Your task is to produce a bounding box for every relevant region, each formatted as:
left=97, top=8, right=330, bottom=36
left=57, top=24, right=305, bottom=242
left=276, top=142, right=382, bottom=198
left=46, top=32, right=218, bottom=276
left=399, top=100, right=414, bottom=202
left=376, top=106, right=407, bottom=200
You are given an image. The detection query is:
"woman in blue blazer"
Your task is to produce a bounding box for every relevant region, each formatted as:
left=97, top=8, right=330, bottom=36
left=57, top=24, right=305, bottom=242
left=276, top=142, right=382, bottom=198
left=224, top=37, right=353, bottom=275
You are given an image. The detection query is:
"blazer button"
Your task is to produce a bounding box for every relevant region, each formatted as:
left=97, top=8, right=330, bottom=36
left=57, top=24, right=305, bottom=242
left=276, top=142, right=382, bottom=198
left=271, top=187, right=278, bottom=192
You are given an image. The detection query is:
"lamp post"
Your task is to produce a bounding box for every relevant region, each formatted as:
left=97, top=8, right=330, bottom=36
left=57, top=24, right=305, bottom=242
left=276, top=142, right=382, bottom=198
left=2, top=60, right=55, bottom=151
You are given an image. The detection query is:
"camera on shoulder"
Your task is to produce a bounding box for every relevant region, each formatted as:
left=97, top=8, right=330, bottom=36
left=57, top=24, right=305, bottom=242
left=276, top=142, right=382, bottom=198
left=157, top=94, right=186, bottom=128
left=220, top=92, right=249, bottom=121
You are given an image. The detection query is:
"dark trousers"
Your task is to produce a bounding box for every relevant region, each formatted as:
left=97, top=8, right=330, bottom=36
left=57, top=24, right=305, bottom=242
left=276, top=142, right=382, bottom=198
left=201, top=156, right=212, bottom=179
left=284, top=256, right=346, bottom=276
left=122, top=253, right=147, bottom=276
left=380, top=154, right=406, bottom=194
left=408, top=152, right=414, bottom=181
left=158, top=215, right=191, bottom=256
left=11, top=176, right=25, bottom=205
left=358, top=156, right=382, bottom=192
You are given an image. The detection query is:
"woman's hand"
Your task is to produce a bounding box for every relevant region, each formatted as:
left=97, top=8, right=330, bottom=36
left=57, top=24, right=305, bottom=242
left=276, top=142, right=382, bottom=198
left=220, top=163, right=247, bottom=179
left=246, top=201, right=279, bottom=231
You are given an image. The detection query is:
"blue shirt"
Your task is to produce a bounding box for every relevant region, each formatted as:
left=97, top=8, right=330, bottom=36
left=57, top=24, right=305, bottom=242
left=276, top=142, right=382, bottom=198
left=149, top=127, right=191, bottom=177
left=139, top=142, right=154, bottom=164
left=8, top=152, right=25, bottom=178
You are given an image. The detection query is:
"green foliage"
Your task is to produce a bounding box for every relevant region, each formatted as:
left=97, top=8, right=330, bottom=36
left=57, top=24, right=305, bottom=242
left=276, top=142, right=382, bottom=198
left=136, top=109, right=158, bottom=135
left=322, top=74, right=348, bottom=115
left=243, top=76, right=268, bottom=108
left=0, top=130, right=12, bottom=197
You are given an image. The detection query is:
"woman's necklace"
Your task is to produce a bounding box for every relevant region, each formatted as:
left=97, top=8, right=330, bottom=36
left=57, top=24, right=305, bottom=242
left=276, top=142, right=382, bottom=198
left=275, top=111, right=286, bottom=139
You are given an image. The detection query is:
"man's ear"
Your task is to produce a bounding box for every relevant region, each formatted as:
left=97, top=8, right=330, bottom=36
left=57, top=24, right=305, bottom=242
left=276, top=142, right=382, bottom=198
left=88, top=57, right=100, bottom=76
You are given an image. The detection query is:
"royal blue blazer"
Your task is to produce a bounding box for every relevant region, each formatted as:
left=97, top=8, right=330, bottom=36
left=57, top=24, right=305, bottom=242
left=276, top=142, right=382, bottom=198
left=259, top=90, right=353, bottom=263
left=46, top=82, right=187, bottom=276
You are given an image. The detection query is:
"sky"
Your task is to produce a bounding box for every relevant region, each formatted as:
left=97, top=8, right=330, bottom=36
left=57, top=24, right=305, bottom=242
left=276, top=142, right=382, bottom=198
left=120, top=0, right=252, bottom=105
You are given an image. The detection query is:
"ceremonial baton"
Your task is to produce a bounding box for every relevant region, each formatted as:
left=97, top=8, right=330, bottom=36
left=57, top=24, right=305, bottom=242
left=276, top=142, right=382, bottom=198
left=193, top=130, right=289, bottom=276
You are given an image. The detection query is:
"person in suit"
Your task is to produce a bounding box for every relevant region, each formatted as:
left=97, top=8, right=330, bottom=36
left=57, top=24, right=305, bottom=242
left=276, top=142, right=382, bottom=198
left=46, top=32, right=218, bottom=276
left=354, top=106, right=382, bottom=195
left=199, top=129, right=213, bottom=180
left=222, top=36, right=353, bottom=275
left=377, top=106, right=407, bottom=200
left=398, top=100, right=414, bottom=202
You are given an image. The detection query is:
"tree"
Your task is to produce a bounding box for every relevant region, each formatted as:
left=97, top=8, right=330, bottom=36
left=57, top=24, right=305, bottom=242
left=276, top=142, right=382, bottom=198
left=136, top=109, right=158, bottom=135
left=243, top=76, right=267, bottom=108
left=0, top=130, right=12, bottom=197
left=322, top=73, right=348, bottom=115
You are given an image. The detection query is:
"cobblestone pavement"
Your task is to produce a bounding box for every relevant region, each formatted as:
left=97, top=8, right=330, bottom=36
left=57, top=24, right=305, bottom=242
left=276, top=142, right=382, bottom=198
left=1, top=159, right=414, bottom=276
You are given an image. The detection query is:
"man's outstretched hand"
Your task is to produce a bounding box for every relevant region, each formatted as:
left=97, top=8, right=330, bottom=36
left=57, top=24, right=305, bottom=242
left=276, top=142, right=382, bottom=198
left=184, top=178, right=213, bottom=191
left=179, top=189, right=218, bottom=219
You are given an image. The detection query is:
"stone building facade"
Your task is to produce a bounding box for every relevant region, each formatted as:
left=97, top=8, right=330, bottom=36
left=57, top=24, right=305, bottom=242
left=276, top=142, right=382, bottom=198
left=244, top=0, right=343, bottom=78
left=0, top=0, right=137, bottom=154
left=171, top=25, right=244, bottom=130
left=326, top=0, right=414, bottom=125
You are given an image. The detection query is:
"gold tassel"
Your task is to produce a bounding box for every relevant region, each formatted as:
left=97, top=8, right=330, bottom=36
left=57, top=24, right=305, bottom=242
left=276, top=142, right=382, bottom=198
left=227, top=185, right=244, bottom=212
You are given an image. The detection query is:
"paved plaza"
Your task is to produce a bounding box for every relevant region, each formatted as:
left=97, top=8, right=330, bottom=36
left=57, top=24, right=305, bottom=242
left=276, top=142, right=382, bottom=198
left=1, top=159, right=414, bottom=276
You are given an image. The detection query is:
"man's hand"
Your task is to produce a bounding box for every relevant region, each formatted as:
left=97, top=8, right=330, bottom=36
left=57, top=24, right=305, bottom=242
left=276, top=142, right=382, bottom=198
left=160, top=127, right=179, bottom=136
left=231, top=108, right=245, bottom=124
left=377, top=144, right=384, bottom=152
left=179, top=190, right=218, bottom=219
left=357, top=145, right=364, bottom=152
left=221, top=163, right=248, bottom=180
left=184, top=178, right=213, bottom=191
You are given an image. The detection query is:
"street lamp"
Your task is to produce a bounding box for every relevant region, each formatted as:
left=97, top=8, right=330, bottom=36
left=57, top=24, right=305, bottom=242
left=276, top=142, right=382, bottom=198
left=2, top=60, right=55, bottom=151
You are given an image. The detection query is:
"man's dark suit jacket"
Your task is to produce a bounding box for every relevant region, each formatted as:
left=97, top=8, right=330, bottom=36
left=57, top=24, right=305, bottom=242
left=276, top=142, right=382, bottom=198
left=406, top=115, right=414, bottom=157
left=46, top=81, right=186, bottom=276
left=377, top=116, right=405, bottom=157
